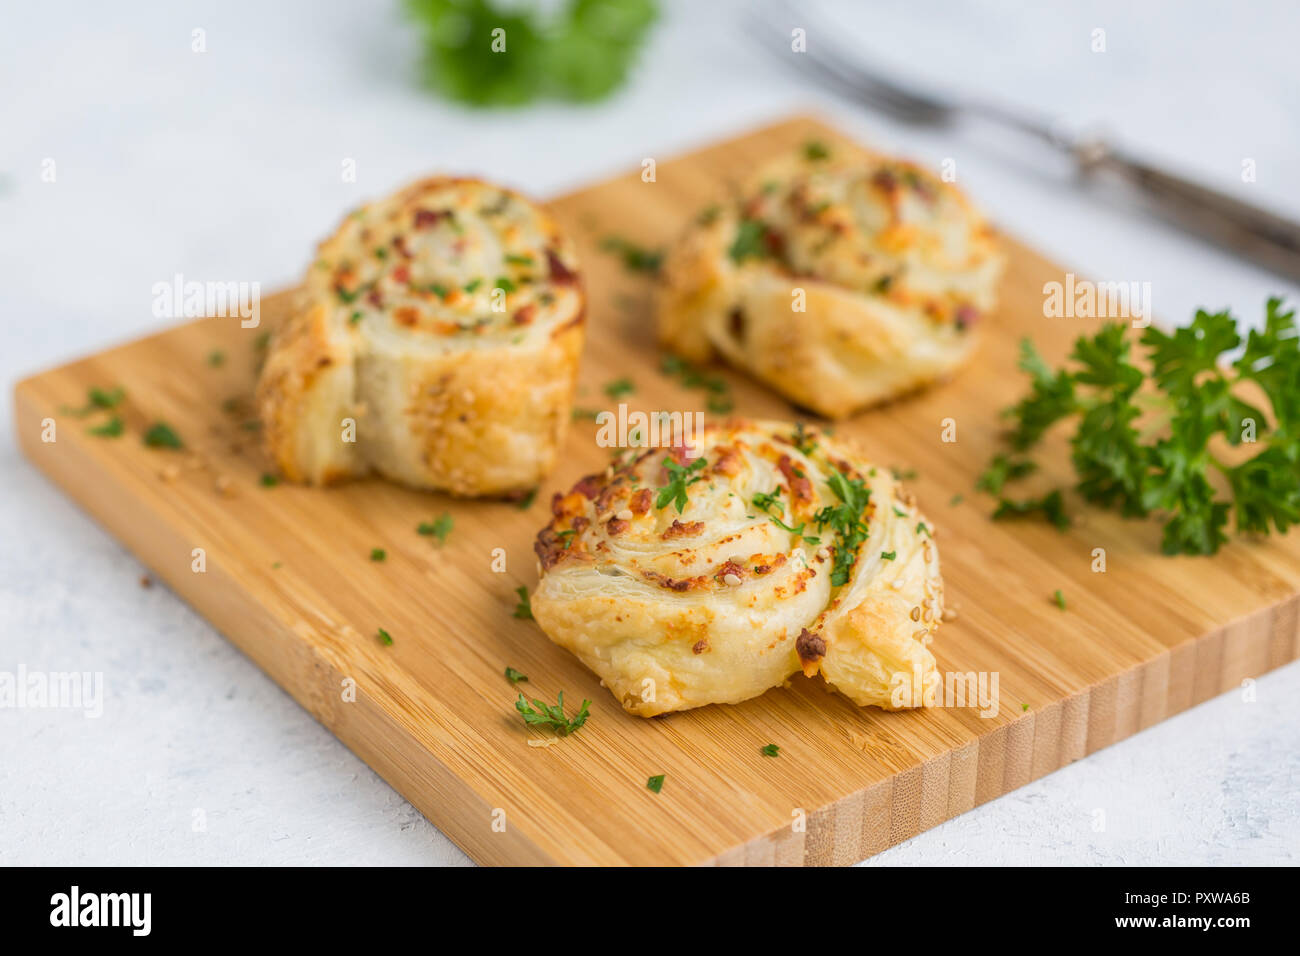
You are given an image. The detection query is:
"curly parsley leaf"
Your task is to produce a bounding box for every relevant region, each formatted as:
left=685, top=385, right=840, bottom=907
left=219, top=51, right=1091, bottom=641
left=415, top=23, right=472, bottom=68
left=814, top=469, right=872, bottom=586
left=982, top=300, right=1300, bottom=554
left=406, top=0, right=657, bottom=107
left=515, top=690, right=590, bottom=736
left=656, top=455, right=707, bottom=513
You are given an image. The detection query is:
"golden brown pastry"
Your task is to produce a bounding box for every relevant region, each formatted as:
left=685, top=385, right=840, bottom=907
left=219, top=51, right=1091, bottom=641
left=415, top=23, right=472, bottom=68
left=257, top=177, right=585, bottom=496
left=657, top=139, right=1004, bottom=418
left=530, top=419, right=941, bottom=716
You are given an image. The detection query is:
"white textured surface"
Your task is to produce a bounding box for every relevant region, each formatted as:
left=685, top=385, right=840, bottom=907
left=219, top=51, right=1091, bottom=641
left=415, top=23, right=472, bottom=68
left=1, top=0, right=1297, bottom=866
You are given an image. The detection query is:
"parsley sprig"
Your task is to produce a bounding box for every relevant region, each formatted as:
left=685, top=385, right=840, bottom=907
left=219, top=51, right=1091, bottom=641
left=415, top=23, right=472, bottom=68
left=813, top=470, right=872, bottom=586
left=751, top=487, right=819, bottom=543
left=515, top=691, right=590, bottom=736
left=406, top=0, right=657, bottom=107
left=656, top=456, right=707, bottom=513
left=983, top=299, right=1300, bottom=555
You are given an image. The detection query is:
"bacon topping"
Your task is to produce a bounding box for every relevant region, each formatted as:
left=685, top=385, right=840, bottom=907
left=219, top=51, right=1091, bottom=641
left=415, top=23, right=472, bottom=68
left=413, top=208, right=450, bottom=229
left=661, top=519, right=704, bottom=540
left=546, top=248, right=578, bottom=285
left=777, top=454, right=812, bottom=504
left=629, top=487, right=653, bottom=515
left=572, top=474, right=602, bottom=500
left=796, top=628, right=827, bottom=663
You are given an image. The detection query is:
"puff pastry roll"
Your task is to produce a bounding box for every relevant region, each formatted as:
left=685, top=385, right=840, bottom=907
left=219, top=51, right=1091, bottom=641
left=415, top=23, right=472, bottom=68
left=657, top=139, right=1004, bottom=418
left=257, top=177, right=585, bottom=496
left=531, top=420, right=941, bottom=716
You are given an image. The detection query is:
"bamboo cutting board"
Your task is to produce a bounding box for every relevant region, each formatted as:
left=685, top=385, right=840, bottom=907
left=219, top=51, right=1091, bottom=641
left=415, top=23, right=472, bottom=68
left=14, top=116, right=1300, bottom=866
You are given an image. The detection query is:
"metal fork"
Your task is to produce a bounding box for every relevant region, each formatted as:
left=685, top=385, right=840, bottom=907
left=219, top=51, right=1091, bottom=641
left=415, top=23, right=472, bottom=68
left=747, top=2, right=1300, bottom=281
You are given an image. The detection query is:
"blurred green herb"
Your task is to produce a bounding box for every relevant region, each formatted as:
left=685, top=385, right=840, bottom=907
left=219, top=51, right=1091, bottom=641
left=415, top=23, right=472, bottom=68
left=406, top=0, right=657, bottom=107
left=143, top=422, right=183, bottom=450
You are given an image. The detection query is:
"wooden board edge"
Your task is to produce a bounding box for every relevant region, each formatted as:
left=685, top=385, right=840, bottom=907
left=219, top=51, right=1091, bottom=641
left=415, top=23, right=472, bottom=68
left=701, top=595, right=1300, bottom=866
left=12, top=379, right=571, bottom=867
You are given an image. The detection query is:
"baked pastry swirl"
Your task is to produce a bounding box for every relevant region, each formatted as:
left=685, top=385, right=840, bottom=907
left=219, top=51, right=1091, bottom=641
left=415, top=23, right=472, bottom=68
left=257, top=177, right=585, bottom=496
left=531, top=420, right=941, bottom=716
left=657, top=139, right=1004, bottom=418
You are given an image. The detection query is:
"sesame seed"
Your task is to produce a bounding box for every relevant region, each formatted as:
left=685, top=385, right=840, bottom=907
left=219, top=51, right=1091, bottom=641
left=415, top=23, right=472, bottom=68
left=615, top=508, right=633, bottom=521
left=910, top=607, right=921, bottom=621
left=723, top=573, right=742, bottom=587
left=941, top=607, right=958, bottom=622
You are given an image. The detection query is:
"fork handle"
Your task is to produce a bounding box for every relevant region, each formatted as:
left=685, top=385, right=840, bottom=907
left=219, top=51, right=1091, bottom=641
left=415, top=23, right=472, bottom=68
left=1079, top=144, right=1300, bottom=281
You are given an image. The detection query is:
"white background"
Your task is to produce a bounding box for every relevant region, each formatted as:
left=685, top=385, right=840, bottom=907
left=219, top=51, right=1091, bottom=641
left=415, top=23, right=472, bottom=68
left=1, top=0, right=1297, bottom=865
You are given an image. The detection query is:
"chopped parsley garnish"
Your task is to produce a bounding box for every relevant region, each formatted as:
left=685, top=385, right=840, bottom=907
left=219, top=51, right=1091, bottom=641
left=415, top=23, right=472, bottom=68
left=814, top=469, right=872, bottom=586
left=977, top=454, right=1038, bottom=495
left=660, top=354, right=734, bottom=413
left=515, top=691, right=590, bottom=736
left=950, top=494, right=965, bottom=506
left=880, top=550, right=897, bottom=561
left=88, top=416, right=124, bottom=438
left=65, top=385, right=126, bottom=417
left=88, top=386, right=125, bottom=410
left=892, top=506, right=907, bottom=518
left=494, top=276, right=516, bottom=294
left=1022, top=702, right=1030, bottom=712
left=428, top=282, right=449, bottom=299
left=505, top=666, right=528, bottom=684
left=983, top=299, right=1300, bottom=555
left=792, top=422, right=817, bottom=455
left=462, top=278, right=482, bottom=294
left=761, top=743, right=780, bottom=757
left=599, top=236, right=663, bottom=274
left=646, top=774, right=665, bottom=793
left=377, top=627, right=393, bottom=646
left=572, top=407, right=601, bottom=421
left=207, top=350, right=226, bottom=367
left=505, top=253, right=534, bottom=266
left=916, top=522, right=929, bottom=536
left=656, top=456, right=708, bottom=513
left=260, top=472, right=279, bottom=487
left=370, top=548, right=387, bottom=561
left=696, top=204, right=721, bottom=225
left=516, top=487, right=538, bottom=510
left=803, top=140, right=830, bottom=161
left=143, top=422, right=183, bottom=449
left=513, top=585, right=533, bottom=619
left=751, top=487, right=816, bottom=541
left=991, top=490, right=1068, bottom=530
left=891, top=466, right=918, bottom=481
left=1053, top=589, right=1067, bottom=611
left=349, top=310, right=363, bottom=326
left=603, top=377, right=636, bottom=399
left=417, top=513, right=453, bottom=543
left=706, top=393, right=733, bottom=414
left=727, top=218, right=768, bottom=264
